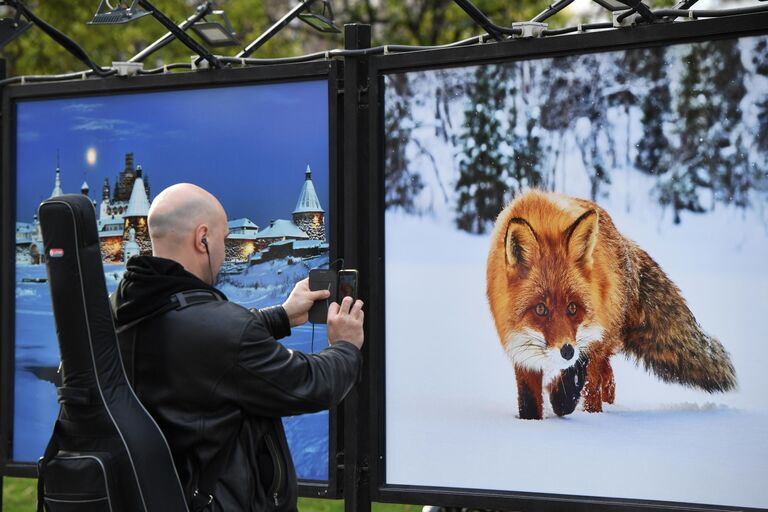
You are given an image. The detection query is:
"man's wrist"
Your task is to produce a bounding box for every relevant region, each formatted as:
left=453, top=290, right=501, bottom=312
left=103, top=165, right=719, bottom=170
left=257, top=305, right=292, bottom=340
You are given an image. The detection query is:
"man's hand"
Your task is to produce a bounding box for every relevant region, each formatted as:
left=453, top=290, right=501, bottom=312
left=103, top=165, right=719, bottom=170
left=328, top=296, right=364, bottom=350
left=282, top=278, right=331, bottom=327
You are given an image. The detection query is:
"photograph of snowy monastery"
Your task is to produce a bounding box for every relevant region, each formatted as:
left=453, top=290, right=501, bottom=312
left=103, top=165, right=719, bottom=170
left=13, top=79, right=332, bottom=481
left=383, top=36, right=768, bottom=508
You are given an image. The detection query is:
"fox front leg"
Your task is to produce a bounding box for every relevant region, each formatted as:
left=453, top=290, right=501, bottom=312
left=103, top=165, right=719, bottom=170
left=583, top=355, right=615, bottom=412
left=548, top=356, right=588, bottom=417
left=515, top=367, right=544, bottom=419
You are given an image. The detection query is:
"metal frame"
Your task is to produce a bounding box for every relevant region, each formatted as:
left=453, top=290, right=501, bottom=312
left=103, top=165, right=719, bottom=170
left=0, top=60, right=345, bottom=499
left=365, top=12, right=768, bottom=512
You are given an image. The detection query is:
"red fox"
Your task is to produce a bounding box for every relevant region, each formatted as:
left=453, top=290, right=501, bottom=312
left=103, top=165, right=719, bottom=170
left=486, top=190, right=736, bottom=420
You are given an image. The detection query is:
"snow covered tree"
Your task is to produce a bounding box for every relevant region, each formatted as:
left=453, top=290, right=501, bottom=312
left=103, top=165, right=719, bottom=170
left=507, top=63, right=548, bottom=196
left=754, top=39, right=768, bottom=155
left=660, top=39, right=750, bottom=220
left=634, top=46, right=672, bottom=177
left=657, top=167, right=707, bottom=224
left=455, top=64, right=511, bottom=234
left=384, top=73, right=424, bottom=213
left=658, top=44, right=708, bottom=221
left=541, top=54, right=611, bottom=200
left=705, top=40, right=749, bottom=207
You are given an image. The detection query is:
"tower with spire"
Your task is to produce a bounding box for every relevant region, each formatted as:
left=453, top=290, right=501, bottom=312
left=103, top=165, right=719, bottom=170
left=122, top=164, right=152, bottom=257
left=50, top=151, right=63, bottom=198
left=292, top=164, right=325, bottom=241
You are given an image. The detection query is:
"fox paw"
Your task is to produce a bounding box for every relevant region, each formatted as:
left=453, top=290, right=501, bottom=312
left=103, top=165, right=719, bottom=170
left=549, top=357, right=588, bottom=416
left=602, top=377, right=616, bottom=404
left=582, top=382, right=603, bottom=413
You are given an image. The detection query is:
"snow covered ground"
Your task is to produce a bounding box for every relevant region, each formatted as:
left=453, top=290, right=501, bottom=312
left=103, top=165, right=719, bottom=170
left=13, top=254, right=331, bottom=480
left=385, top=206, right=768, bottom=508
left=383, top=38, right=768, bottom=507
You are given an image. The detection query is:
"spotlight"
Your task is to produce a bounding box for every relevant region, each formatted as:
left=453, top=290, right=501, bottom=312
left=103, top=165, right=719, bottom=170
left=89, top=0, right=220, bottom=68
left=0, top=12, right=32, bottom=48
left=298, top=0, right=340, bottom=33
left=128, top=2, right=236, bottom=63
left=88, top=0, right=152, bottom=24
left=237, top=0, right=340, bottom=59
left=191, top=10, right=238, bottom=47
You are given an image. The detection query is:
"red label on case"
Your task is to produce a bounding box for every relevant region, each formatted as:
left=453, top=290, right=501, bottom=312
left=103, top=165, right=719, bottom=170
left=49, top=248, right=64, bottom=258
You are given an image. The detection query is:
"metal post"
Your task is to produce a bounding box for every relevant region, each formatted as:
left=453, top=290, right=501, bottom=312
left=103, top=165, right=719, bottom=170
left=235, top=0, right=317, bottom=59
left=0, top=56, right=6, bottom=512
left=128, top=0, right=213, bottom=63
left=136, top=0, right=220, bottom=68
left=342, top=23, right=371, bottom=512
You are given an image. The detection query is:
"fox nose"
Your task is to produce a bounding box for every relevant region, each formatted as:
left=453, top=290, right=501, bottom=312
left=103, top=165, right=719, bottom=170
left=560, top=344, right=575, bottom=361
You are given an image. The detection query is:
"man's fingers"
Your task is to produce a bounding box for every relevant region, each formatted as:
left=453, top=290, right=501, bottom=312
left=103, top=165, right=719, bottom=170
left=351, top=299, right=364, bottom=318
left=339, top=296, right=353, bottom=315
left=308, top=289, right=331, bottom=301
left=328, top=301, right=340, bottom=317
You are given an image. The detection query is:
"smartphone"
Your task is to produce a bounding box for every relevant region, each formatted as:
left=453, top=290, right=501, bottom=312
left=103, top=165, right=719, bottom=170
left=337, top=269, right=358, bottom=302
left=308, top=269, right=336, bottom=324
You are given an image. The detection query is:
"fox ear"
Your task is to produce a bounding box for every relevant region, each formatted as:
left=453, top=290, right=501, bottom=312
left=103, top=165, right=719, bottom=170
left=505, top=217, right=539, bottom=270
left=566, top=209, right=599, bottom=267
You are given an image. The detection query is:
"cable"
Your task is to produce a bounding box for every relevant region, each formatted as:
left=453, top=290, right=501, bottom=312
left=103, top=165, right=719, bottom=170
left=650, top=4, right=768, bottom=17
left=453, top=0, right=521, bottom=39
left=2, top=7, right=766, bottom=86
left=137, top=63, right=194, bottom=74
left=615, top=0, right=657, bottom=23
left=0, top=69, right=117, bottom=86
left=532, top=0, right=577, bottom=23
left=6, top=0, right=113, bottom=77
left=543, top=22, right=613, bottom=36
left=617, top=2, right=768, bottom=23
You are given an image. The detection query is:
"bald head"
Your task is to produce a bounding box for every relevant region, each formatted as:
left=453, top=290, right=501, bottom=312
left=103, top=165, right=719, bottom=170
left=149, top=184, right=224, bottom=244
left=148, top=183, right=228, bottom=282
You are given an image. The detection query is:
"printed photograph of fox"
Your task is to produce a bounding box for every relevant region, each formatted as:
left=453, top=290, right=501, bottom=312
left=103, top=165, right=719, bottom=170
left=383, top=35, right=768, bottom=508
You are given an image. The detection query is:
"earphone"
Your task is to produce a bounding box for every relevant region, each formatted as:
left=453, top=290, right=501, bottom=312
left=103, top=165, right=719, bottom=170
left=201, top=237, right=214, bottom=285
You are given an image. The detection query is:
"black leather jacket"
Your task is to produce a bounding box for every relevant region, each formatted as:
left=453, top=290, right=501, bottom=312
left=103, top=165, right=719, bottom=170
left=112, top=256, right=362, bottom=512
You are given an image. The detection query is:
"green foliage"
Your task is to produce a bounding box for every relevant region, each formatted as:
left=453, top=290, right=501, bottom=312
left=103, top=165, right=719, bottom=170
left=0, top=0, right=298, bottom=76
left=1, top=0, right=574, bottom=77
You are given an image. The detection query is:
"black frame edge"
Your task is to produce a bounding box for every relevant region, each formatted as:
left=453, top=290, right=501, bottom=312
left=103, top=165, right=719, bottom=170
left=367, top=12, right=768, bottom=512
left=1, top=61, right=344, bottom=500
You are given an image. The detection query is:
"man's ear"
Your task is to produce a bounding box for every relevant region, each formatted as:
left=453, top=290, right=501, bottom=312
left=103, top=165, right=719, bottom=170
left=505, top=217, right=539, bottom=270
left=195, top=224, right=209, bottom=253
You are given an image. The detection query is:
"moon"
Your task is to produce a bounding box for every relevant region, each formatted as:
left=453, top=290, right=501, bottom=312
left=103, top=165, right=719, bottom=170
left=86, top=147, right=97, bottom=166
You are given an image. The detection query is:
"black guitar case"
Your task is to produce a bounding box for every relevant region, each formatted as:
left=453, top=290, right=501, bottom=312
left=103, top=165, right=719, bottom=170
left=37, top=194, right=188, bottom=512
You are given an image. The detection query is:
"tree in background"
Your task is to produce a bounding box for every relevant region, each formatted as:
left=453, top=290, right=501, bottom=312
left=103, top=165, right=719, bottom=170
left=704, top=39, right=749, bottom=207
left=455, top=64, right=510, bottom=234
left=1, top=0, right=561, bottom=76
left=508, top=62, right=548, bottom=195
left=0, top=1, right=290, bottom=76
left=755, top=39, right=768, bottom=158
left=634, top=46, right=672, bottom=177
left=384, top=73, right=424, bottom=213
left=658, top=43, right=709, bottom=222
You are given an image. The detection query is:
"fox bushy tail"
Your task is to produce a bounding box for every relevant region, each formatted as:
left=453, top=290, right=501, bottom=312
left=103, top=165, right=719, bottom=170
left=621, top=247, right=736, bottom=393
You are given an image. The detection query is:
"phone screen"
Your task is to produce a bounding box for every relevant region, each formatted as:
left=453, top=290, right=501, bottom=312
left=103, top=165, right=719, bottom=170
left=338, top=270, right=358, bottom=301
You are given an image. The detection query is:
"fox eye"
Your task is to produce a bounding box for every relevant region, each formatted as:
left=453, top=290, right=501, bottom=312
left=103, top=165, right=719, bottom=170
left=567, top=302, right=577, bottom=316
left=535, top=303, right=548, bottom=316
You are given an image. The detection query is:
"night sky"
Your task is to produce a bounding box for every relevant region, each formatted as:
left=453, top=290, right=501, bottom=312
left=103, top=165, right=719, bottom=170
left=15, top=79, right=329, bottom=228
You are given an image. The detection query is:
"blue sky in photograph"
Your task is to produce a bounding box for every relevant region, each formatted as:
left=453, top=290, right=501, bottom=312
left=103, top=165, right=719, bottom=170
left=15, top=79, right=329, bottom=228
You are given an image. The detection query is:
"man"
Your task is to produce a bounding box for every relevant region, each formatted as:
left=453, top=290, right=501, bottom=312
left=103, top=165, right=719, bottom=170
left=111, top=183, right=364, bottom=511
